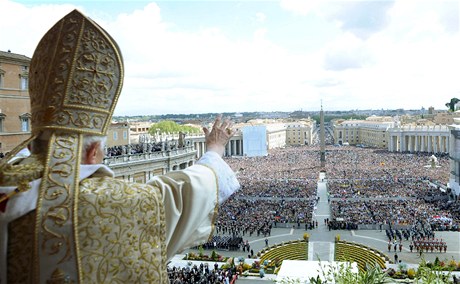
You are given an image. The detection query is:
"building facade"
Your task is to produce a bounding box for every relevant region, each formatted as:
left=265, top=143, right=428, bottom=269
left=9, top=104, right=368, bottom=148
left=285, top=120, right=314, bottom=146
left=266, top=123, right=287, bottom=149
left=107, top=122, right=130, bottom=147
left=449, top=123, right=460, bottom=196
left=0, top=50, right=31, bottom=154
left=433, top=111, right=460, bottom=125
left=129, top=121, right=152, bottom=144
left=333, top=117, right=394, bottom=148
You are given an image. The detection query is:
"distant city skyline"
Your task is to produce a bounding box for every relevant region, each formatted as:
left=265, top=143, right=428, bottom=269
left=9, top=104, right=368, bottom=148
left=1, top=0, right=459, bottom=116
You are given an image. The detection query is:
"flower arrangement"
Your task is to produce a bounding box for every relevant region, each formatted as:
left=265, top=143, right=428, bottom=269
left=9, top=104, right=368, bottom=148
left=183, top=250, right=228, bottom=262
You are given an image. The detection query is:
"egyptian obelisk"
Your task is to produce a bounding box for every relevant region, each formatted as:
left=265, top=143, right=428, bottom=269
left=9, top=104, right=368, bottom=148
left=320, top=103, right=326, bottom=169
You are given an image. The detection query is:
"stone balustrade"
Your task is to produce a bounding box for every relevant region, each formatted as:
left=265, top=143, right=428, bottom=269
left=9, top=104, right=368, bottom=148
left=103, top=146, right=195, bottom=166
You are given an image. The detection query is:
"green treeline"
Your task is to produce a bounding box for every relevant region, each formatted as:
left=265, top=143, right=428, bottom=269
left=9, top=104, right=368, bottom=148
left=311, top=114, right=368, bottom=123
left=148, top=120, right=201, bottom=134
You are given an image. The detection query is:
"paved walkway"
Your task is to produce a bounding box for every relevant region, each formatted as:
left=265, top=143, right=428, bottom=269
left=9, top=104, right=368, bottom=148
left=309, top=175, right=335, bottom=261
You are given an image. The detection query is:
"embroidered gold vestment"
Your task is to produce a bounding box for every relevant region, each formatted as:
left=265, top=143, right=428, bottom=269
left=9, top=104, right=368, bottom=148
left=6, top=161, right=224, bottom=284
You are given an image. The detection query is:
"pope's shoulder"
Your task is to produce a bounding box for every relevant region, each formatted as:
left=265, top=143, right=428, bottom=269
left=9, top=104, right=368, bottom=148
left=80, top=176, right=159, bottom=196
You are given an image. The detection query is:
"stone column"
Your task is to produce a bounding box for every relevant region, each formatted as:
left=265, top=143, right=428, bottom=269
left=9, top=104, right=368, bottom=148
left=226, top=142, right=231, bottom=157
left=421, top=135, right=425, bottom=152
left=202, top=142, right=206, bottom=157
left=440, top=136, right=444, bottom=153
left=433, top=136, right=438, bottom=153
left=443, top=136, right=448, bottom=153
left=232, top=140, right=236, bottom=156
left=409, top=135, right=413, bottom=152
left=446, top=136, right=450, bottom=154
left=428, top=136, right=432, bottom=153
left=400, top=134, right=405, bottom=152
left=439, top=136, right=444, bottom=153
left=389, top=134, right=394, bottom=152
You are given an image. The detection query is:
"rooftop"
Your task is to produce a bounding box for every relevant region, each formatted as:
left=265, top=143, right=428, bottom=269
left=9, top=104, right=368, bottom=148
left=0, top=50, right=31, bottom=63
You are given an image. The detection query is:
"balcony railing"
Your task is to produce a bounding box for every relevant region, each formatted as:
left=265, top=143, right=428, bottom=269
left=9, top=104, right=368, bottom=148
left=103, top=146, right=196, bottom=166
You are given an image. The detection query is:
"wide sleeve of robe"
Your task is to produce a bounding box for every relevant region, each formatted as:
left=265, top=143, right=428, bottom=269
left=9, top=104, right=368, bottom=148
left=147, top=151, right=240, bottom=260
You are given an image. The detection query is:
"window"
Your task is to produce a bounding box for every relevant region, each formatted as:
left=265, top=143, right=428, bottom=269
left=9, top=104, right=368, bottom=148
left=21, top=118, right=29, bottom=131
left=0, top=113, right=5, bottom=132
left=19, top=113, right=31, bottom=132
left=113, top=132, right=118, bottom=140
left=19, top=113, right=30, bottom=131
left=20, top=76, right=28, bottom=90
left=0, top=69, right=4, bottom=88
left=19, top=68, right=29, bottom=90
left=123, top=130, right=128, bottom=140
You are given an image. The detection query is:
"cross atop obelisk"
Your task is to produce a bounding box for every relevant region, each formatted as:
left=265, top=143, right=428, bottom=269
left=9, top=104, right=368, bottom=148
left=320, top=102, right=326, bottom=169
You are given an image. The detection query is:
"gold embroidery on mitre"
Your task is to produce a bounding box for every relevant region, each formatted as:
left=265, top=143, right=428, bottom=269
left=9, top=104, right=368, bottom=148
left=43, top=106, right=56, bottom=125
left=29, top=9, right=124, bottom=136
left=47, top=268, right=75, bottom=284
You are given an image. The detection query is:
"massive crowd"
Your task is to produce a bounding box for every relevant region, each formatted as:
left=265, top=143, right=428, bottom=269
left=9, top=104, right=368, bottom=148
left=217, top=145, right=459, bottom=243
left=235, top=178, right=313, bottom=198
left=167, top=263, right=236, bottom=284
left=328, top=179, right=438, bottom=199
left=215, top=198, right=315, bottom=239
left=330, top=199, right=454, bottom=226
left=105, top=142, right=163, bottom=157
left=325, top=148, right=449, bottom=183
left=323, top=148, right=458, bottom=229
left=104, top=138, right=191, bottom=157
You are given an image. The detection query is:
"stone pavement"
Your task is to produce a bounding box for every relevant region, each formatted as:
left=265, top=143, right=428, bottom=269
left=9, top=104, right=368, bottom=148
left=179, top=178, right=460, bottom=282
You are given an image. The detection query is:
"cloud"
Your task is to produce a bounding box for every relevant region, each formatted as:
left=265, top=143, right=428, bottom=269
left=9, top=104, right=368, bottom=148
left=313, top=78, right=343, bottom=88
left=324, top=1, right=395, bottom=39
left=255, top=12, right=266, bottom=23
left=279, top=0, right=321, bottom=16
left=0, top=1, right=82, bottom=56
left=1, top=0, right=459, bottom=115
left=323, top=33, right=373, bottom=71
left=436, top=1, right=459, bottom=33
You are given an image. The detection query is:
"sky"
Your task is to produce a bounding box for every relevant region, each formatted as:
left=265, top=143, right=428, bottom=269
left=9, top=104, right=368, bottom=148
left=1, top=0, right=459, bottom=116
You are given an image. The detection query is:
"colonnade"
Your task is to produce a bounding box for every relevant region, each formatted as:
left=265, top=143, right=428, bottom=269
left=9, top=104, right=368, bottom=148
left=388, top=126, right=450, bottom=154
left=225, top=139, right=243, bottom=157
left=194, top=141, right=207, bottom=159
left=193, top=138, right=244, bottom=158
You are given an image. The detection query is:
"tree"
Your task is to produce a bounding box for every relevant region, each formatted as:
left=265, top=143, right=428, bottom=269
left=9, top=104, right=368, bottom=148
left=148, top=120, right=201, bottom=135
left=445, top=98, right=459, bottom=112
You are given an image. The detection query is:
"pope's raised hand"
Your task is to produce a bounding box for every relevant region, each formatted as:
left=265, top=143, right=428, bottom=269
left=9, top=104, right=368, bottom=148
left=203, top=115, right=235, bottom=157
